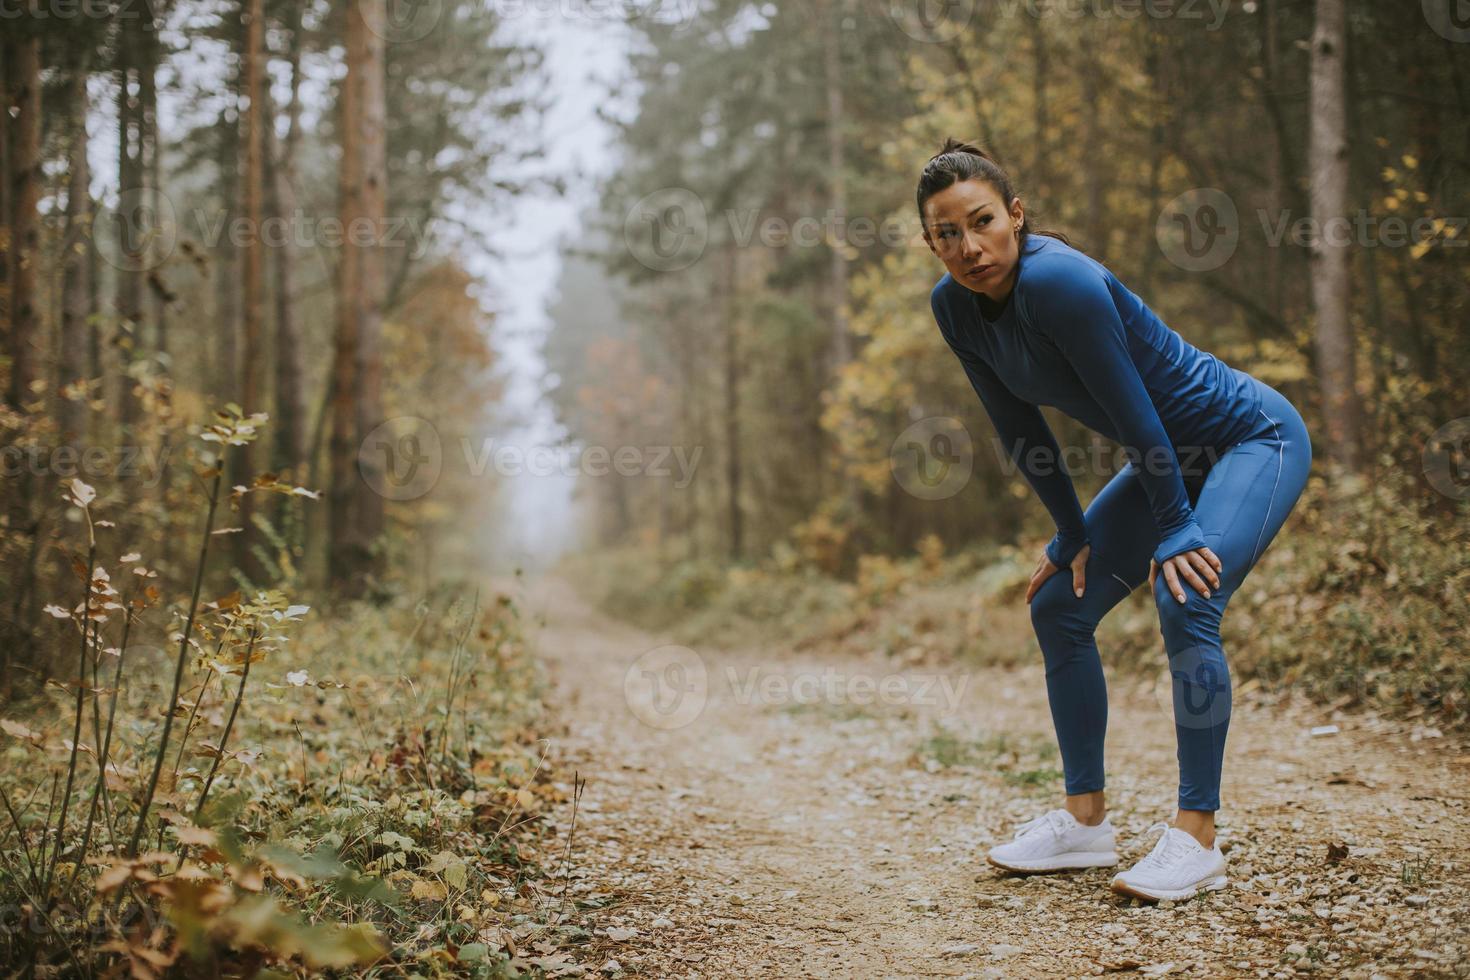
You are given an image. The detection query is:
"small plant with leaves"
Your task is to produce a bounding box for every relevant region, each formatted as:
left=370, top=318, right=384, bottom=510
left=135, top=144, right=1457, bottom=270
left=0, top=408, right=392, bottom=976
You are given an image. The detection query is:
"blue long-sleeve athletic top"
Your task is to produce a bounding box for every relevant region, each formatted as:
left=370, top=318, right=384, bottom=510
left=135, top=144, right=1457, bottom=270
left=929, top=232, right=1264, bottom=569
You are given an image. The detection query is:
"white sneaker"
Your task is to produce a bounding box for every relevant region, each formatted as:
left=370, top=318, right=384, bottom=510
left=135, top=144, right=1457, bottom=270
left=1109, top=821, right=1228, bottom=902
left=986, top=807, right=1118, bottom=873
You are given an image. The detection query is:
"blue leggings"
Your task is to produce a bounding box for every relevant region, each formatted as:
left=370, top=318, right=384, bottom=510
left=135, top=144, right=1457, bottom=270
left=1029, top=379, right=1312, bottom=812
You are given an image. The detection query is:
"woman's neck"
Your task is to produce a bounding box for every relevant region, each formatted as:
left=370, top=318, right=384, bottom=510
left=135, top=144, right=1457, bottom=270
left=976, top=263, right=1020, bottom=318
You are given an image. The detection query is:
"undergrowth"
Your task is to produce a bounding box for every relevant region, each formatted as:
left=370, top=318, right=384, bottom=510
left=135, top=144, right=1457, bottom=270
left=0, top=407, right=584, bottom=977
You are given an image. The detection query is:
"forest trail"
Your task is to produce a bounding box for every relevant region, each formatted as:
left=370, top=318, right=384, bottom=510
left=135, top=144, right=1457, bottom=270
left=503, top=571, right=1469, bottom=978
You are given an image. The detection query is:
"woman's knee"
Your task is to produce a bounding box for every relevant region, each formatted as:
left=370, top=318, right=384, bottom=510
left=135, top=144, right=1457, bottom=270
left=1152, top=574, right=1223, bottom=642
left=1152, top=568, right=1193, bottom=618
left=1031, top=574, right=1097, bottom=646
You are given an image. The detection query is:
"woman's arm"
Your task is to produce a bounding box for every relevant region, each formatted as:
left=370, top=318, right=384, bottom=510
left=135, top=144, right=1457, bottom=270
left=1023, top=262, right=1206, bottom=566
left=932, top=289, right=1090, bottom=567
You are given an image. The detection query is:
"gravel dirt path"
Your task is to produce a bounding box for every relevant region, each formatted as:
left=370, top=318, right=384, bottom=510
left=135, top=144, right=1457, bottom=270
left=509, top=571, right=1469, bottom=978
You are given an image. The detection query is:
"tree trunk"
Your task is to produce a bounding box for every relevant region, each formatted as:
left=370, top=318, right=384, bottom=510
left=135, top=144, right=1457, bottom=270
left=354, top=0, right=388, bottom=586
left=1308, top=0, right=1362, bottom=476
left=331, top=0, right=391, bottom=596
left=329, top=4, right=363, bottom=592
left=59, top=63, right=93, bottom=443
left=89, top=210, right=102, bottom=382
left=7, top=35, right=40, bottom=412
left=942, top=40, right=991, bottom=149
left=235, top=0, right=267, bottom=581
left=270, top=3, right=307, bottom=489
left=215, top=16, right=243, bottom=406
left=214, top=155, right=240, bottom=404
left=1138, top=30, right=1165, bottom=297
left=1258, top=0, right=1286, bottom=326
left=140, top=0, right=166, bottom=359
left=1, top=39, right=13, bottom=363
left=722, top=244, right=743, bottom=561
left=3, top=33, right=42, bottom=679
left=1028, top=13, right=1049, bottom=202
left=115, top=20, right=143, bottom=427
left=822, top=0, right=849, bottom=371
left=1081, top=47, right=1105, bottom=262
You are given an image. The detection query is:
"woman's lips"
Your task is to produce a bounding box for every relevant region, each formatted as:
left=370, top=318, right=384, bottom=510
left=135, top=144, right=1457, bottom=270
left=967, top=264, right=993, bottom=278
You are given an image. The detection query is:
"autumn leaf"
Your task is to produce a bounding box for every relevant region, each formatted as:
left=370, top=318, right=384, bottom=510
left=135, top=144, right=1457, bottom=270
left=64, top=478, right=96, bottom=508
left=173, top=823, right=219, bottom=847
left=411, top=879, right=448, bottom=901
left=1, top=718, right=43, bottom=745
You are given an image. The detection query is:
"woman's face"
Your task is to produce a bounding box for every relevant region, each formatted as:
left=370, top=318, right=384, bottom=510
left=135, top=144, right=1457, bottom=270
left=922, top=178, right=1024, bottom=302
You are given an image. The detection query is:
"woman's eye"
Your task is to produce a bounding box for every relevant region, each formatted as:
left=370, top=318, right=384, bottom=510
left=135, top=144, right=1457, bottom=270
left=977, top=215, right=991, bottom=226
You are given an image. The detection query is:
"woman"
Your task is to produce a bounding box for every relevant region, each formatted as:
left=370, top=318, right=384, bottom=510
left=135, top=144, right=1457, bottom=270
left=919, top=138, right=1312, bottom=903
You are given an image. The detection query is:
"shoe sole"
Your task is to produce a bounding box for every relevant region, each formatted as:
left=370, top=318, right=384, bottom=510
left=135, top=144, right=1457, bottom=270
left=986, top=851, right=1119, bottom=873
left=1109, top=873, right=1229, bottom=902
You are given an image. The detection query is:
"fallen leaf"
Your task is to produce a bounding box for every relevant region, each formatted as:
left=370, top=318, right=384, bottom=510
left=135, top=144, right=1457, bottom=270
left=412, top=879, right=449, bottom=901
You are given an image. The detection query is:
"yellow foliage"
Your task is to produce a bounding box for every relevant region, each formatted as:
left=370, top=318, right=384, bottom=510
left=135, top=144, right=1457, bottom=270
left=916, top=533, right=945, bottom=573
left=790, top=508, right=851, bottom=576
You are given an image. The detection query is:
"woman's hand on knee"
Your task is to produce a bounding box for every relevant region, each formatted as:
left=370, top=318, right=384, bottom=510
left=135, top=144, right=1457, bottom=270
left=1027, top=544, right=1089, bottom=605
left=1149, top=547, right=1222, bottom=604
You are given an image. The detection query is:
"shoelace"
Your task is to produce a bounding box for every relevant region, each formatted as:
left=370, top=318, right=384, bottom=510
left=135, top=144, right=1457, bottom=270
left=1011, top=808, right=1073, bottom=841
left=1129, top=820, right=1191, bottom=872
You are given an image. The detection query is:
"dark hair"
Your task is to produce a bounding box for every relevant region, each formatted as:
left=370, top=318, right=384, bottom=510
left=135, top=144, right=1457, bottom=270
left=916, top=137, right=1072, bottom=250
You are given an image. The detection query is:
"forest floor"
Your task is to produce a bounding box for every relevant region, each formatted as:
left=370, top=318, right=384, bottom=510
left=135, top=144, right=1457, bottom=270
left=503, top=570, right=1470, bottom=979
